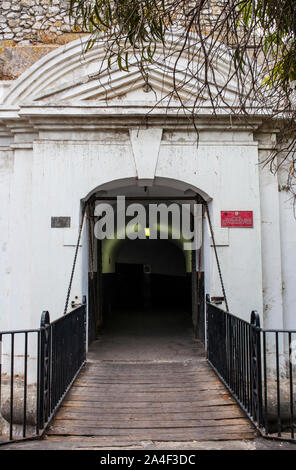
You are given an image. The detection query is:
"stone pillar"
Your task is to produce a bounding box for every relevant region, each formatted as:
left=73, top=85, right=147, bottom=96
left=256, top=131, right=284, bottom=330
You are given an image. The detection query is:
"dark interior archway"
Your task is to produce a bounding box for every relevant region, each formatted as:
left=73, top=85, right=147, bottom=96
left=85, top=182, right=206, bottom=348
left=101, top=238, right=192, bottom=339
left=106, top=238, right=190, bottom=310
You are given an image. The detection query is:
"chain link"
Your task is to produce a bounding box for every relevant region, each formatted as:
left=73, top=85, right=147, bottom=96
left=63, top=205, right=87, bottom=315
left=205, top=202, right=229, bottom=312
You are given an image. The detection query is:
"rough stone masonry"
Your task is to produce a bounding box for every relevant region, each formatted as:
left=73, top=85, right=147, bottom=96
left=0, top=0, right=223, bottom=80
left=0, top=0, right=87, bottom=79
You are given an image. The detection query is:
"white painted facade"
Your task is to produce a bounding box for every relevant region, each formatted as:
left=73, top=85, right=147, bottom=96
left=0, top=35, right=295, bottom=339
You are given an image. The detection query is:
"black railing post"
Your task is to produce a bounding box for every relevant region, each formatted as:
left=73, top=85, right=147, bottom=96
left=250, top=310, right=263, bottom=427
left=38, top=310, right=50, bottom=430
left=82, top=296, right=87, bottom=361
left=205, top=294, right=210, bottom=355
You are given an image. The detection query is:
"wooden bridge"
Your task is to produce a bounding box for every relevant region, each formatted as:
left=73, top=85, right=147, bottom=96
left=0, top=306, right=263, bottom=449
left=41, top=308, right=256, bottom=449
left=47, top=360, right=255, bottom=447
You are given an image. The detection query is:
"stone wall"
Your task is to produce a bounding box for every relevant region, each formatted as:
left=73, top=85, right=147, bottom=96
left=0, top=0, right=76, bottom=42
left=0, top=0, right=85, bottom=79
left=0, top=1, right=225, bottom=80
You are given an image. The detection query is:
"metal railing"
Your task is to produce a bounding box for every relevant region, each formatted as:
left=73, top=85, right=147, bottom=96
left=206, top=297, right=296, bottom=442
left=0, top=301, right=86, bottom=445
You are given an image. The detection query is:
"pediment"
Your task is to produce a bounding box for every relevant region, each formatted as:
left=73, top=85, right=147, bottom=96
left=3, top=34, right=247, bottom=107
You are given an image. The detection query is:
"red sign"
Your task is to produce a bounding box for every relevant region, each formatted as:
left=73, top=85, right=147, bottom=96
left=221, top=211, right=253, bottom=228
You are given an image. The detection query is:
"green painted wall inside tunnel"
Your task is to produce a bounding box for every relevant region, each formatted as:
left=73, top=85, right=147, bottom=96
left=101, top=223, right=192, bottom=273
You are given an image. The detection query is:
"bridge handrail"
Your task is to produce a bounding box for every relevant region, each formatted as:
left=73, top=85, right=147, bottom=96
left=206, top=298, right=296, bottom=442
left=0, top=299, right=87, bottom=445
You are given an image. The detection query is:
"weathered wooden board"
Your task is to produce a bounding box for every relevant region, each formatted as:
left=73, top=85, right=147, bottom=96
left=52, top=418, right=249, bottom=428
left=65, top=392, right=233, bottom=402
left=56, top=409, right=245, bottom=420
left=47, top=425, right=255, bottom=441
left=61, top=400, right=237, bottom=412
left=46, top=354, right=257, bottom=444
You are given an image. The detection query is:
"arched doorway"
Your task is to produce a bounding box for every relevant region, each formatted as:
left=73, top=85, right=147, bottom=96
left=84, top=179, right=208, bottom=358
left=101, top=238, right=192, bottom=351
left=113, top=238, right=188, bottom=309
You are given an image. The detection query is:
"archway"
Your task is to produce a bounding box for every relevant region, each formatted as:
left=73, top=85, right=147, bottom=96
left=83, top=178, right=209, bottom=357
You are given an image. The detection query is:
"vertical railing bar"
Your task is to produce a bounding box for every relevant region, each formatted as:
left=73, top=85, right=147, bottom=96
left=239, top=320, right=243, bottom=404
left=235, top=320, right=238, bottom=397
left=246, top=323, right=249, bottom=410
left=229, top=314, right=232, bottom=387
left=247, top=324, right=251, bottom=413
left=36, top=330, right=40, bottom=435
left=249, top=324, right=254, bottom=418
left=23, top=332, right=28, bottom=437
left=242, top=322, right=246, bottom=408
left=241, top=321, right=244, bottom=404
left=226, top=315, right=230, bottom=383
left=39, top=325, right=44, bottom=430
left=263, top=331, right=268, bottom=434
left=236, top=319, right=240, bottom=398
left=240, top=322, right=243, bottom=405
left=0, top=333, right=2, bottom=430
left=51, top=324, right=54, bottom=414
left=49, top=324, right=53, bottom=417
left=237, top=320, right=240, bottom=398
left=54, top=323, right=57, bottom=411
left=242, top=323, right=246, bottom=409
left=52, top=324, right=54, bottom=413
left=233, top=319, right=236, bottom=395
left=47, top=324, right=51, bottom=425
left=275, top=331, right=281, bottom=437
left=236, top=320, right=239, bottom=399
left=289, top=332, right=294, bottom=439
left=232, top=319, right=236, bottom=395
left=257, top=325, right=263, bottom=427
left=52, top=323, right=55, bottom=414
left=245, top=324, right=249, bottom=412
left=10, top=333, right=14, bottom=441
left=56, top=324, right=59, bottom=403
left=230, top=316, right=233, bottom=391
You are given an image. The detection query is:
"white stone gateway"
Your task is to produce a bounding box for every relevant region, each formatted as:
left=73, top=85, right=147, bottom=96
left=0, top=33, right=295, bottom=347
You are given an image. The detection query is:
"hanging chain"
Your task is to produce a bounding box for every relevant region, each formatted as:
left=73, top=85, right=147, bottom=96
left=86, top=200, right=100, bottom=331
left=63, top=205, right=87, bottom=315
left=87, top=201, right=95, bottom=280
left=204, top=202, right=229, bottom=312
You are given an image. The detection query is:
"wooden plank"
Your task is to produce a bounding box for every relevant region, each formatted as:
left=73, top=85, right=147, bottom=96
left=71, top=384, right=225, bottom=392
left=72, top=382, right=221, bottom=388
left=53, top=418, right=250, bottom=428
left=48, top=421, right=255, bottom=433
left=74, top=377, right=217, bottom=385
left=47, top=425, right=256, bottom=440
left=77, top=372, right=215, bottom=381
left=84, top=366, right=208, bottom=373
left=75, top=374, right=220, bottom=381
left=76, top=377, right=215, bottom=384
left=46, top=352, right=256, bottom=445
left=77, top=370, right=218, bottom=375
left=82, top=366, right=210, bottom=373
left=86, top=360, right=207, bottom=366
left=62, top=398, right=236, bottom=408
left=81, top=365, right=212, bottom=370
left=67, top=385, right=229, bottom=395
left=56, top=409, right=245, bottom=420
left=65, top=392, right=232, bottom=402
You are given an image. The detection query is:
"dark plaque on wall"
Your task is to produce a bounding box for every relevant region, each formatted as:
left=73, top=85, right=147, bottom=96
left=51, top=217, right=71, bottom=228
